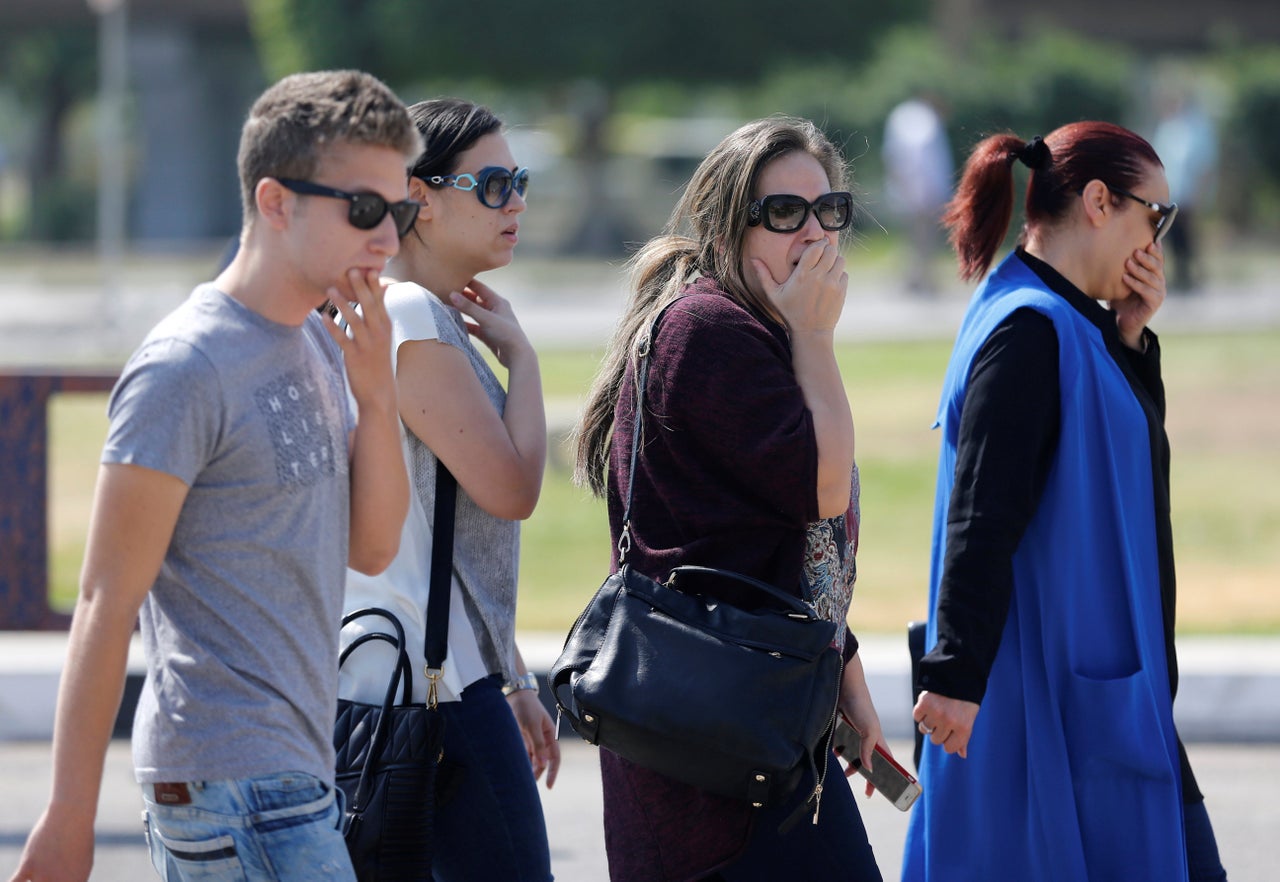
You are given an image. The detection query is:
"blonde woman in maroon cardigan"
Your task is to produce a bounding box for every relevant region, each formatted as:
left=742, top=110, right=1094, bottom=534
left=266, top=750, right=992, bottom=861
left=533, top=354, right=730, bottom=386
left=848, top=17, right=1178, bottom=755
left=573, top=117, right=890, bottom=882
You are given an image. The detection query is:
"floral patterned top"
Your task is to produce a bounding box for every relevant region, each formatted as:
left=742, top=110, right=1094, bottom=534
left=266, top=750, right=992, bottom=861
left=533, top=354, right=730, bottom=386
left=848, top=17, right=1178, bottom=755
left=803, top=464, right=861, bottom=655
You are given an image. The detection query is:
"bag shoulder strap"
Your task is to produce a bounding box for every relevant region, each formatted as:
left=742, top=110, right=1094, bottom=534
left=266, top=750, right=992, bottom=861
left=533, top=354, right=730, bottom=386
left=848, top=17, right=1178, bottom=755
left=616, top=299, right=817, bottom=614
left=425, top=464, right=457, bottom=706
left=618, top=297, right=684, bottom=564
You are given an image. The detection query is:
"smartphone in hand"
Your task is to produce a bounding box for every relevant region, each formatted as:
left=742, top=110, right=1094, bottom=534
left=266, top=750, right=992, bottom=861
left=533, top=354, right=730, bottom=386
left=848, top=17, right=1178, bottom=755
left=832, top=714, right=922, bottom=812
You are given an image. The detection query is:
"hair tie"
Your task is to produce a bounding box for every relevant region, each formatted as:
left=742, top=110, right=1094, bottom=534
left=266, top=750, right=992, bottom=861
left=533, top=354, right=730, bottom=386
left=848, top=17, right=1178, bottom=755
left=1014, top=136, right=1051, bottom=171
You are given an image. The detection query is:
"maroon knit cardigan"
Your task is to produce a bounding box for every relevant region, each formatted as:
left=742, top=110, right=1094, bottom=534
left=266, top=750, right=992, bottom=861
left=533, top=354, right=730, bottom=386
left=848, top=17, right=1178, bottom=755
left=599, top=277, right=855, bottom=881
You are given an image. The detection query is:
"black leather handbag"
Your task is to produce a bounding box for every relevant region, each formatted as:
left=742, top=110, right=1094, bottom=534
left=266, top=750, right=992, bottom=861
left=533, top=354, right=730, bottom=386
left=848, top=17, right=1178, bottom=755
left=333, top=466, right=456, bottom=882
left=549, top=305, right=843, bottom=811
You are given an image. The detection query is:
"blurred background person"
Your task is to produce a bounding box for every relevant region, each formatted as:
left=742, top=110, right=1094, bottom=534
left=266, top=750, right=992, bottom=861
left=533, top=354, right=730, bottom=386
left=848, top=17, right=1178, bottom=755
left=881, top=95, right=954, bottom=295
left=1151, top=88, right=1219, bottom=293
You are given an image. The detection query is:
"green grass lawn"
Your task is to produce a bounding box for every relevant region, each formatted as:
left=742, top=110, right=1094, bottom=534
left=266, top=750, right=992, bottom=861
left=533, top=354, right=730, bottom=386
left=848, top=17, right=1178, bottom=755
left=46, top=331, right=1280, bottom=636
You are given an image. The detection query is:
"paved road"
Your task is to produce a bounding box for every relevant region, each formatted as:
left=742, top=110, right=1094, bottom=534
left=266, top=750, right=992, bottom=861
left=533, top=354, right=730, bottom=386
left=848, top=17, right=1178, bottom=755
left=2, top=738, right=1277, bottom=881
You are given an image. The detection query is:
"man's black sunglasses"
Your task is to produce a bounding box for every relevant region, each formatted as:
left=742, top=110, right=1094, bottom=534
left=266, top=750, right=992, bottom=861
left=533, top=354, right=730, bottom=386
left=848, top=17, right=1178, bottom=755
left=747, top=191, right=854, bottom=233
left=277, top=178, right=420, bottom=237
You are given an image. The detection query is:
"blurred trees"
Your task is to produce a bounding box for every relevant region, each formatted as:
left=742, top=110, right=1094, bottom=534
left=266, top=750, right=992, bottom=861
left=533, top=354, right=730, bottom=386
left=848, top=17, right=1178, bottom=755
left=699, top=27, right=1280, bottom=234
left=244, top=0, right=929, bottom=252
left=749, top=26, right=1135, bottom=236
left=0, top=26, right=99, bottom=240
left=242, top=3, right=1280, bottom=239
left=245, top=0, right=929, bottom=87
left=1, top=2, right=1278, bottom=243
left=1218, top=46, right=1280, bottom=228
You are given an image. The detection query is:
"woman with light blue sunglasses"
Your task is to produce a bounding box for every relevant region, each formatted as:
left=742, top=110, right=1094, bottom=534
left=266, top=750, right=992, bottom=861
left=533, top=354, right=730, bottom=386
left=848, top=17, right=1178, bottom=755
left=337, top=98, right=555, bottom=882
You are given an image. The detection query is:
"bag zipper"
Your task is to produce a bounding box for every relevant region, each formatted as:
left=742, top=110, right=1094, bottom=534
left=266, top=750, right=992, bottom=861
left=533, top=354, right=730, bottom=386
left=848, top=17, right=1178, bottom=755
left=779, top=657, right=844, bottom=832
left=807, top=663, right=843, bottom=824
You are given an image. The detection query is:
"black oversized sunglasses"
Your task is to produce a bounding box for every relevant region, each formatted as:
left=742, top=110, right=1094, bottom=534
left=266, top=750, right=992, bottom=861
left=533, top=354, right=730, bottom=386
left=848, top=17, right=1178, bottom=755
left=426, top=166, right=531, bottom=209
left=277, top=178, right=420, bottom=237
left=1108, top=185, right=1179, bottom=244
left=747, top=191, right=854, bottom=233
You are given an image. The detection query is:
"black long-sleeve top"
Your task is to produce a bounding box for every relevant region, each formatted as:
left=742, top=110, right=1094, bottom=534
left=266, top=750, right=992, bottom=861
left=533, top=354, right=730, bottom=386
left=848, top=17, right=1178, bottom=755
left=917, top=248, right=1201, bottom=802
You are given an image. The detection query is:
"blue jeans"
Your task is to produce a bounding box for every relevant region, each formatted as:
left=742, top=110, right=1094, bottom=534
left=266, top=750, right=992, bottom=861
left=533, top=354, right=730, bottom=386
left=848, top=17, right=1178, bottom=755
left=432, top=674, right=553, bottom=882
left=711, top=753, right=882, bottom=882
left=1185, top=799, right=1228, bottom=882
left=432, top=670, right=552, bottom=875
left=141, top=771, right=354, bottom=881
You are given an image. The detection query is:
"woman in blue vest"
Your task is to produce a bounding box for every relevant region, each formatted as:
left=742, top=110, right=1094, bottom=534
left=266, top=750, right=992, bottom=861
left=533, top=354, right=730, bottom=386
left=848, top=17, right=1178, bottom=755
left=903, top=122, right=1227, bottom=881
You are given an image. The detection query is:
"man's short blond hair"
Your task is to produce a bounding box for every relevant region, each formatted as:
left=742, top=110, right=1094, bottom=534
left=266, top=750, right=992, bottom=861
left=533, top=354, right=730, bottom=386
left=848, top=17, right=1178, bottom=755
left=236, top=70, right=422, bottom=226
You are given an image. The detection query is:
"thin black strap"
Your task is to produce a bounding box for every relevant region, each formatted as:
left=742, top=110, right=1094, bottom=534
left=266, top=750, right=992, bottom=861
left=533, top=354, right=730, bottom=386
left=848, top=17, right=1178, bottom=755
left=618, top=298, right=683, bottom=564
left=616, top=336, right=649, bottom=563
left=424, top=463, right=457, bottom=706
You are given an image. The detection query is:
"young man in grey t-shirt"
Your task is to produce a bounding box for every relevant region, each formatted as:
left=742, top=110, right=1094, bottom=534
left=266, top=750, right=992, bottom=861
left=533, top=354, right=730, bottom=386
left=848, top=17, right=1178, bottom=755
left=10, top=70, right=422, bottom=882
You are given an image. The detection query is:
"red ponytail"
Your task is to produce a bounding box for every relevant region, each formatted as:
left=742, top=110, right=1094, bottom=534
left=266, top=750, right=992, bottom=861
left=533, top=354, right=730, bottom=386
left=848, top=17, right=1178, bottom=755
left=944, top=122, right=1162, bottom=283
left=943, top=133, right=1023, bottom=282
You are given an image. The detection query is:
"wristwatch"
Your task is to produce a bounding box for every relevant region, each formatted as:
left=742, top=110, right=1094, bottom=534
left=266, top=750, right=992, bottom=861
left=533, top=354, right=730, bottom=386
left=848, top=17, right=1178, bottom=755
left=502, top=672, right=540, bottom=697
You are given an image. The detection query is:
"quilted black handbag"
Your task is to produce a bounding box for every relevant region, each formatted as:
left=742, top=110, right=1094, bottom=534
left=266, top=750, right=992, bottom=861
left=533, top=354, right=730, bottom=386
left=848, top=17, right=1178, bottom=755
left=333, top=466, right=456, bottom=882
left=549, top=304, right=843, bottom=813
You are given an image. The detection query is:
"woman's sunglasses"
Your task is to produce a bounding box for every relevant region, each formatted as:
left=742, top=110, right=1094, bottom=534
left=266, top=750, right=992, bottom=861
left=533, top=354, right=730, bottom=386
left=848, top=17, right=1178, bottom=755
left=426, top=166, right=531, bottom=209
left=277, top=178, right=420, bottom=237
left=1108, top=185, right=1179, bottom=244
left=747, top=191, right=854, bottom=233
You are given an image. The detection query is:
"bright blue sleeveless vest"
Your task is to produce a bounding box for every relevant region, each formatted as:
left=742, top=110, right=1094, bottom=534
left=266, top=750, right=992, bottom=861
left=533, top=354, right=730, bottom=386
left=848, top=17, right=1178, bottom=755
left=902, top=253, right=1187, bottom=882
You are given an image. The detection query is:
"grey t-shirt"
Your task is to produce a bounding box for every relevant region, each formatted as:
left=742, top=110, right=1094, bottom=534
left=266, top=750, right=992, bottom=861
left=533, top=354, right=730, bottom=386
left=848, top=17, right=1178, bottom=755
left=103, top=284, right=355, bottom=784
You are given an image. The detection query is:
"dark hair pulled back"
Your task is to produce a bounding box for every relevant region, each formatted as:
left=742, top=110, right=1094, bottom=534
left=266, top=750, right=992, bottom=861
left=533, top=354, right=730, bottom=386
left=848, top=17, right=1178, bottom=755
left=406, top=98, right=503, bottom=181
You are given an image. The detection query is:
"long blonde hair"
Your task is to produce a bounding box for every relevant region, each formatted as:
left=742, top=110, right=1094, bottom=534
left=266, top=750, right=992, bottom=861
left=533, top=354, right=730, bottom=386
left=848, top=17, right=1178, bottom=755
left=572, top=116, right=848, bottom=496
